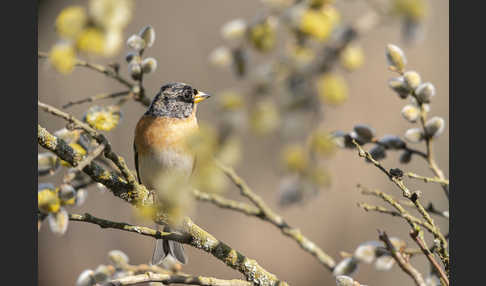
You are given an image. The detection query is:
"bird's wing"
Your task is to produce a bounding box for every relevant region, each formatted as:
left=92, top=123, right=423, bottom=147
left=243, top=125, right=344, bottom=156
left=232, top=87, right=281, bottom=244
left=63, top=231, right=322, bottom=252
left=133, top=143, right=142, bottom=184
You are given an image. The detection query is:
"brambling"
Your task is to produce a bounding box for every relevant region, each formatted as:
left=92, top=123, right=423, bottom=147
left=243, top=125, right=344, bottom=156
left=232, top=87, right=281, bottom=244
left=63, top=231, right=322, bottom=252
left=133, top=82, right=211, bottom=265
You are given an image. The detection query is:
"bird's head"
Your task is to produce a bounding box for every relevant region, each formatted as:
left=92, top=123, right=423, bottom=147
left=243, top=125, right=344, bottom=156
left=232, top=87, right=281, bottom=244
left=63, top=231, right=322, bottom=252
left=146, top=82, right=211, bottom=118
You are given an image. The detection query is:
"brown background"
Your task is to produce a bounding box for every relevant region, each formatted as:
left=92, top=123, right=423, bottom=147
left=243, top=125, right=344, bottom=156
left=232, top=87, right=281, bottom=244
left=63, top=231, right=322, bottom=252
left=38, top=1, right=449, bottom=286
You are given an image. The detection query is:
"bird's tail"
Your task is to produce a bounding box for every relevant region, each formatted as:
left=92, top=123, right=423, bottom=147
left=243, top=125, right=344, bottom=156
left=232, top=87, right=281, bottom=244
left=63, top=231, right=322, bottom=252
left=152, top=225, right=187, bottom=265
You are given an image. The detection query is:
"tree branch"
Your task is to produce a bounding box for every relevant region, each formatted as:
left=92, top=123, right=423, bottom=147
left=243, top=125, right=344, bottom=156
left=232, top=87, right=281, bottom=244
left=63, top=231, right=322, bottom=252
left=417, top=103, right=449, bottom=198
left=410, top=230, right=449, bottom=286
left=405, top=172, right=449, bottom=185
left=62, top=91, right=131, bottom=109
left=38, top=51, right=151, bottom=106
left=38, top=101, right=139, bottom=187
left=216, top=161, right=336, bottom=272
left=38, top=123, right=287, bottom=286
left=193, top=189, right=261, bottom=217
left=38, top=125, right=139, bottom=202
left=103, top=273, right=252, bottom=286
left=378, top=230, right=426, bottom=286
left=69, top=213, right=188, bottom=242
left=352, top=142, right=448, bottom=270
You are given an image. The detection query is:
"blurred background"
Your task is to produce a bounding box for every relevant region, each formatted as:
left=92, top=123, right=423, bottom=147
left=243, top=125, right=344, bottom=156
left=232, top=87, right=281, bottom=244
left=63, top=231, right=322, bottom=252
left=38, top=1, right=448, bottom=286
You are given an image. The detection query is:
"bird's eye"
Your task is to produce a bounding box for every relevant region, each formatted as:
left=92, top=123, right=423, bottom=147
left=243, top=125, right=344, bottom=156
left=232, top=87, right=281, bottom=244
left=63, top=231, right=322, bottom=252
left=193, top=89, right=198, bottom=95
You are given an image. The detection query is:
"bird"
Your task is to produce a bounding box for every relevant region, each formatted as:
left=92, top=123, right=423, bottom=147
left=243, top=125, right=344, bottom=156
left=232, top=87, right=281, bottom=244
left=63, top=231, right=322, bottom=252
left=133, top=82, right=211, bottom=265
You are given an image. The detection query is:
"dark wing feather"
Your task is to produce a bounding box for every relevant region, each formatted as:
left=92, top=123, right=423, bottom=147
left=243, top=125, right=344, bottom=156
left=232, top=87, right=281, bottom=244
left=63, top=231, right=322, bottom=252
left=133, top=143, right=142, bottom=184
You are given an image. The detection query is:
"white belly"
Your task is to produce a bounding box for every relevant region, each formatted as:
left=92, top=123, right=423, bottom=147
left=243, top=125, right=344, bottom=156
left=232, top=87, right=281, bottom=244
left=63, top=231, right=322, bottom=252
left=138, top=149, right=194, bottom=191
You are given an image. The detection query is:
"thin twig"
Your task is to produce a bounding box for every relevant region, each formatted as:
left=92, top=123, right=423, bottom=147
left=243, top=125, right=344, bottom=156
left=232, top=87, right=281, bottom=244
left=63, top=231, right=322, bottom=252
left=193, top=189, right=261, bottom=217
left=38, top=125, right=139, bottom=202
left=357, top=202, right=432, bottom=230
left=357, top=184, right=448, bottom=272
left=410, top=229, right=449, bottom=286
left=72, top=143, right=106, bottom=173
left=69, top=213, right=188, bottom=241
left=38, top=51, right=151, bottom=106
left=406, top=172, right=449, bottom=185
left=38, top=51, right=133, bottom=88
left=62, top=91, right=131, bottom=109
left=371, top=138, right=428, bottom=160
left=378, top=230, right=426, bottom=286
left=400, top=201, right=449, bottom=220
left=38, top=101, right=139, bottom=187
left=352, top=142, right=448, bottom=269
left=358, top=187, right=434, bottom=232
left=216, top=161, right=336, bottom=272
left=417, top=103, right=449, bottom=199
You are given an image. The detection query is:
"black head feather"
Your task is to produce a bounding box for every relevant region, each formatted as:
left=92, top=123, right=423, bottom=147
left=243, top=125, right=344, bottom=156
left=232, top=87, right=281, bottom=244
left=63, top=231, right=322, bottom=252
left=145, top=82, right=199, bottom=118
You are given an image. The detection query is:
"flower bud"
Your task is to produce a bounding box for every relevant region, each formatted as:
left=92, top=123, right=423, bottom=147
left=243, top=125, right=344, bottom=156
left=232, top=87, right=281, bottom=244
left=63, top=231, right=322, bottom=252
left=55, top=6, right=88, bottom=38
left=54, top=128, right=81, bottom=144
left=375, top=254, right=395, bottom=271
left=389, top=236, right=406, bottom=250
left=353, top=124, right=375, bottom=143
left=388, top=77, right=410, bottom=99
left=75, top=189, right=88, bottom=206
left=248, top=17, right=277, bottom=52
left=38, top=183, right=55, bottom=191
left=369, top=145, right=386, bottom=161
left=221, top=19, right=247, bottom=41
left=159, top=255, right=182, bottom=272
left=340, top=44, right=364, bottom=71
left=84, top=106, right=121, bottom=131
left=209, top=46, right=232, bottom=68
left=138, top=25, right=155, bottom=48
left=281, top=144, right=308, bottom=172
left=59, top=184, right=76, bottom=201
left=142, top=57, right=157, bottom=74
left=76, top=270, right=95, bottom=286
left=309, top=130, right=336, bottom=157
left=386, top=44, right=407, bottom=72
left=38, top=153, right=60, bottom=176
left=377, top=135, right=406, bottom=149
left=399, top=150, right=412, bottom=164
left=354, top=241, right=381, bottom=264
left=250, top=100, right=280, bottom=135
left=129, top=62, right=142, bottom=80
left=317, top=73, right=349, bottom=105
left=126, top=34, right=145, bottom=51
left=93, top=265, right=113, bottom=283
left=49, top=43, right=76, bottom=74
left=96, top=182, right=108, bottom=193
left=335, top=275, right=356, bottom=286
left=425, top=116, right=445, bottom=138
left=108, top=250, right=130, bottom=267
left=38, top=188, right=60, bottom=214
left=414, top=82, right=435, bottom=103
left=332, top=131, right=355, bottom=149
left=125, top=52, right=140, bottom=64
left=232, top=47, right=247, bottom=77
left=401, top=104, right=420, bottom=122
left=332, top=257, right=359, bottom=276
left=403, top=71, right=421, bottom=90
left=404, top=128, right=423, bottom=143
left=278, top=175, right=303, bottom=207
left=48, top=207, right=69, bottom=235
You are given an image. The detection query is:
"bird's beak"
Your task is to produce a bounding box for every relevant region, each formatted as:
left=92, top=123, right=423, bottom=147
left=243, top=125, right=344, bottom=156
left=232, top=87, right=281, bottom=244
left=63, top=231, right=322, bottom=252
left=194, top=91, right=211, bottom=104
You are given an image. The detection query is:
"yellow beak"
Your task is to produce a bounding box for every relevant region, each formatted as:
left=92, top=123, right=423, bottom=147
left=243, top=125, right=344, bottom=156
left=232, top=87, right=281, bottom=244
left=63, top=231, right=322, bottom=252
left=194, top=91, right=211, bottom=104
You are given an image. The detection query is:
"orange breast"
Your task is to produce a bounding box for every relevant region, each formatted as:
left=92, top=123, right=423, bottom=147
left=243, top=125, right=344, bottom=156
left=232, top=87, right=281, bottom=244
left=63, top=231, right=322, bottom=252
left=134, top=115, right=199, bottom=155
